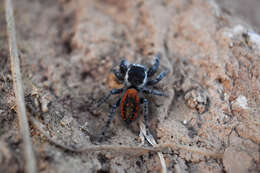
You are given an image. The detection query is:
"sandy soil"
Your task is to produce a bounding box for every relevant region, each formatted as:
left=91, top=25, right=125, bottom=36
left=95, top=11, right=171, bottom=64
left=0, top=0, right=260, bottom=172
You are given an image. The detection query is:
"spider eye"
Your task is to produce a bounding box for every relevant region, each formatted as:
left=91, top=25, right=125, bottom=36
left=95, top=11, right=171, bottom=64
left=120, top=60, right=128, bottom=75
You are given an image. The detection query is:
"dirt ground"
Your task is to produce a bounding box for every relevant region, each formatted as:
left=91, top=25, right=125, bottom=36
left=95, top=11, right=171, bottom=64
left=216, top=0, right=260, bottom=33
left=0, top=0, right=260, bottom=172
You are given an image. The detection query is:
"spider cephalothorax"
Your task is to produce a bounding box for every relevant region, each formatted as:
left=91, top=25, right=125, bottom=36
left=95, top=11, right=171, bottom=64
left=125, top=64, right=147, bottom=87
left=97, top=53, right=168, bottom=139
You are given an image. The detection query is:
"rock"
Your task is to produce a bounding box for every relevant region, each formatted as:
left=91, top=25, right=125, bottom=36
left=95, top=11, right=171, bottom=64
left=223, top=147, right=254, bottom=173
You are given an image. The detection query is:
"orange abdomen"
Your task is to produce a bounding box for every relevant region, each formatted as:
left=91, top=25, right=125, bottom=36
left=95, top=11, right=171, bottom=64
left=120, top=88, right=140, bottom=124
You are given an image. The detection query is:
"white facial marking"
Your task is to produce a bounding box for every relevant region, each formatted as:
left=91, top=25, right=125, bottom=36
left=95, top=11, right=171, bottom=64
left=124, top=68, right=130, bottom=86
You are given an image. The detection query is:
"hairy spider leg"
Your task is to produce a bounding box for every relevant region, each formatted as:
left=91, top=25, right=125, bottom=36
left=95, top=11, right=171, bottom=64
left=112, top=68, right=124, bottom=81
left=119, top=59, right=128, bottom=75
left=147, top=53, right=161, bottom=77
left=142, top=87, right=167, bottom=97
left=142, top=98, right=149, bottom=135
left=97, top=88, right=123, bottom=107
left=147, top=70, right=168, bottom=86
left=99, top=98, right=121, bottom=141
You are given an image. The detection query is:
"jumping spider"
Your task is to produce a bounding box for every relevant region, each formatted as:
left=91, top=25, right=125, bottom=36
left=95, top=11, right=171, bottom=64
left=97, top=53, right=168, bottom=140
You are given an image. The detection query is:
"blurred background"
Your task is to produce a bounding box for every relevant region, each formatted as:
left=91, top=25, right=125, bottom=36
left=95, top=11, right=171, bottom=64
left=216, top=0, right=260, bottom=33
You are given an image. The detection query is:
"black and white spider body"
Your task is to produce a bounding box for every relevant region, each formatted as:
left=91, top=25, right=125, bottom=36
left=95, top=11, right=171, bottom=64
left=125, top=63, right=147, bottom=88
left=97, top=53, right=168, bottom=140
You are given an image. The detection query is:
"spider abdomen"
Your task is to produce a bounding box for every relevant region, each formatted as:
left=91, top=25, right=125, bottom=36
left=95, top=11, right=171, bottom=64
left=120, top=88, right=140, bottom=124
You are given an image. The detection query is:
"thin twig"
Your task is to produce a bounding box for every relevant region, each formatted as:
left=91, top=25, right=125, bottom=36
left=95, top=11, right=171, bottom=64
left=30, top=115, right=224, bottom=159
left=30, top=116, right=158, bottom=154
left=160, top=143, right=224, bottom=159
left=5, top=0, right=36, bottom=173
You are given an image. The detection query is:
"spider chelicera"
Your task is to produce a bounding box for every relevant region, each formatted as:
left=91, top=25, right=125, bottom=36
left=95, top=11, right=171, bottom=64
left=97, top=53, right=168, bottom=140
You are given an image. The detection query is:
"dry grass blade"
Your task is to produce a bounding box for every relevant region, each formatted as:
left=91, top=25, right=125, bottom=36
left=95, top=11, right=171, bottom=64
left=140, top=122, right=167, bottom=173
left=5, top=0, right=36, bottom=173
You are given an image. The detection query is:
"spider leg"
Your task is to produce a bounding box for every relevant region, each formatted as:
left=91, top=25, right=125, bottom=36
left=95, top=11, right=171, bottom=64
left=97, top=88, right=123, bottom=107
left=142, top=98, right=149, bottom=135
left=142, top=87, right=167, bottom=97
left=147, top=53, right=161, bottom=77
left=119, top=59, right=129, bottom=75
left=99, top=98, right=121, bottom=141
left=146, top=69, right=168, bottom=86
left=112, top=68, right=124, bottom=81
